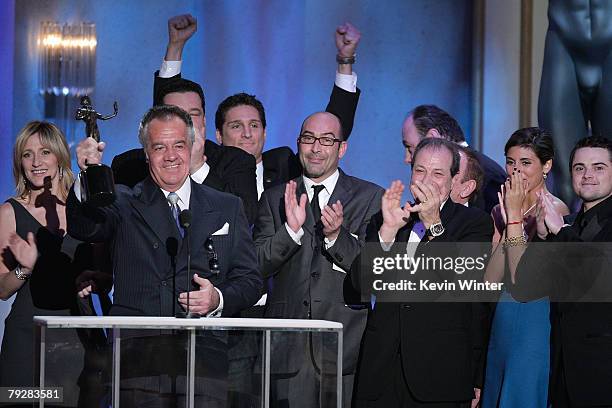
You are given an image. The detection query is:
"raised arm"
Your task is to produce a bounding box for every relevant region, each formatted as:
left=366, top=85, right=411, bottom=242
left=153, top=14, right=197, bottom=105
left=326, top=22, right=362, bottom=139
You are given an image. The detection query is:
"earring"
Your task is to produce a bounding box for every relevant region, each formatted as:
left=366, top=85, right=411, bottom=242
left=59, top=167, right=64, bottom=180
left=543, top=172, right=548, bottom=180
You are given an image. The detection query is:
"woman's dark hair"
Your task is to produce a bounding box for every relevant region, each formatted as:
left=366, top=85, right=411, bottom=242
left=504, top=127, right=554, bottom=164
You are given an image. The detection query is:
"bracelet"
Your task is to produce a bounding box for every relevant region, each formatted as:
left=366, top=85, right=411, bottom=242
left=336, top=54, right=356, bottom=65
left=14, top=265, right=31, bottom=280
left=506, top=220, right=522, bottom=226
left=502, top=235, right=527, bottom=249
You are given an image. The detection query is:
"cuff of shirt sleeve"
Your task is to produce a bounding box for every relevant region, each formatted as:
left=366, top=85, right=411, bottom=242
left=206, top=287, right=224, bottom=317
left=285, top=223, right=304, bottom=245
left=190, top=163, right=209, bottom=184
left=378, top=232, right=395, bottom=251
left=335, top=72, right=357, bottom=93
left=160, top=60, right=182, bottom=78
left=324, top=236, right=337, bottom=249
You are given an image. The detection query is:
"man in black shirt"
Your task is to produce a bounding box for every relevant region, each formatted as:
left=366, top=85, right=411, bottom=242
left=512, top=137, right=612, bottom=407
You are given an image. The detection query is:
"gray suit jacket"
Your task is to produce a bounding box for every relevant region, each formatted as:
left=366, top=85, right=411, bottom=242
left=253, top=169, right=383, bottom=374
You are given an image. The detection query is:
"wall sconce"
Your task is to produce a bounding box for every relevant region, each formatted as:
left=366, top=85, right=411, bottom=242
left=37, top=21, right=97, bottom=145
left=38, top=21, right=97, bottom=96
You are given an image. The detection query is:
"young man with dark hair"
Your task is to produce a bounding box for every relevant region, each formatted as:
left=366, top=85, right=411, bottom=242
left=511, top=136, right=612, bottom=407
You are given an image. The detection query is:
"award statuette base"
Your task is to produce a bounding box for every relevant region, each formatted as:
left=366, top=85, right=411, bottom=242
left=81, top=164, right=116, bottom=207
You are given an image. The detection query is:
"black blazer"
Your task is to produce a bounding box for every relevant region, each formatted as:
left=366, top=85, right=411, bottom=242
left=472, top=150, right=506, bottom=214
left=66, top=177, right=261, bottom=318
left=350, top=200, right=493, bottom=403
left=111, top=141, right=258, bottom=224
left=512, top=195, right=612, bottom=406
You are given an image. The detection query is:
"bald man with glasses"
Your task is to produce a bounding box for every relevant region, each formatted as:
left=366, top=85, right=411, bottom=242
left=254, top=111, right=383, bottom=407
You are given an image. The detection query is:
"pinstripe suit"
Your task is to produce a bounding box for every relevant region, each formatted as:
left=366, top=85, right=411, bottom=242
left=66, top=177, right=261, bottom=404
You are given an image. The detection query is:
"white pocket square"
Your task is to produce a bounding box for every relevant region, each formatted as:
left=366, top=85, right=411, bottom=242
left=212, top=222, right=230, bottom=236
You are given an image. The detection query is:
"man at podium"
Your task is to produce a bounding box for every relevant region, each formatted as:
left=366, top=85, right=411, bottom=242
left=67, top=104, right=261, bottom=407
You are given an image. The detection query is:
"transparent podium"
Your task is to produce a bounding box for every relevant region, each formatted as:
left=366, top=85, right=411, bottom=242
left=33, top=316, right=343, bottom=408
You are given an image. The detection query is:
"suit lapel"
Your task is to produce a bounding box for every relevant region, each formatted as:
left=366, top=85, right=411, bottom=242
left=131, top=177, right=181, bottom=249
left=177, top=180, right=224, bottom=270
left=327, top=169, right=353, bottom=212
left=263, top=159, right=279, bottom=191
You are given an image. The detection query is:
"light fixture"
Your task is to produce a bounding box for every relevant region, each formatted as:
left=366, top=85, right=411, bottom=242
left=37, top=21, right=97, bottom=146
left=38, top=21, right=97, bottom=97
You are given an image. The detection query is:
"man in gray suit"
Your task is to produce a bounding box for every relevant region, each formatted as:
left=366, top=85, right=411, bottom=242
left=254, top=111, right=383, bottom=407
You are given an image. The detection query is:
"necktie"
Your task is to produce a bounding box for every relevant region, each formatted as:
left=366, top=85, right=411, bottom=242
left=168, top=192, right=183, bottom=237
left=311, top=185, right=325, bottom=235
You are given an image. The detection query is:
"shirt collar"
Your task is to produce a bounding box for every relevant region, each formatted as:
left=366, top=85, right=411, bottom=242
left=302, top=169, right=340, bottom=199
left=161, top=178, right=191, bottom=210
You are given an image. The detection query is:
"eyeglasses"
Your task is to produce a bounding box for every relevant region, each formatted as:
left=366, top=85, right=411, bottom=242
left=297, top=134, right=342, bottom=146
left=205, top=238, right=220, bottom=274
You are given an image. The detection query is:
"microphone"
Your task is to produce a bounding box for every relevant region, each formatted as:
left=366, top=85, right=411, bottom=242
left=176, top=209, right=200, bottom=318
left=179, top=209, right=192, bottom=229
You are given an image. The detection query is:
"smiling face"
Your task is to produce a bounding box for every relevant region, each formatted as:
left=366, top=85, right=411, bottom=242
left=571, top=147, right=612, bottom=210
left=505, top=146, right=550, bottom=192
left=216, top=104, right=266, bottom=163
left=21, top=133, right=60, bottom=190
left=163, top=91, right=206, bottom=167
left=298, top=112, right=346, bottom=183
left=144, top=116, right=192, bottom=192
left=410, top=146, right=455, bottom=202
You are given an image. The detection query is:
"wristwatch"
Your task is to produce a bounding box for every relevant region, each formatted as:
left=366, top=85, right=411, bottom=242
left=428, top=221, right=445, bottom=237
left=14, top=265, right=31, bottom=280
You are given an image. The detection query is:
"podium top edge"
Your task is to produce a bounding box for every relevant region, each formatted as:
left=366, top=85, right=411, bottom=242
left=33, top=316, right=343, bottom=331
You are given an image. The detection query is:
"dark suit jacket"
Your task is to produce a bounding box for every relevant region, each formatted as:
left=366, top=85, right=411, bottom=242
left=111, top=142, right=258, bottom=224
left=253, top=169, right=383, bottom=374
left=472, top=150, right=506, bottom=214
left=511, top=195, right=612, bottom=406
left=350, top=200, right=493, bottom=403
left=66, top=177, right=261, bottom=317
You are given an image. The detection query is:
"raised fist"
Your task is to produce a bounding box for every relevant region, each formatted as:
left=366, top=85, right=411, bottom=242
left=335, top=22, right=361, bottom=58
left=168, top=14, right=197, bottom=46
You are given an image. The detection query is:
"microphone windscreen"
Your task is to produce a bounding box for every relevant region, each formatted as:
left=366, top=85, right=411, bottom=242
left=179, top=209, right=192, bottom=228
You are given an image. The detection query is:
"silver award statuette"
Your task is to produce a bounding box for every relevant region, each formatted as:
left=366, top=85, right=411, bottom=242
left=76, top=95, right=118, bottom=206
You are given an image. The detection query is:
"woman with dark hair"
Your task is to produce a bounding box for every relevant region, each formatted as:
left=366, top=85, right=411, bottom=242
left=0, top=121, right=109, bottom=407
left=482, top=127, right=569, bottom=407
